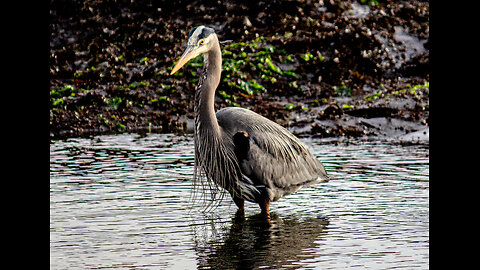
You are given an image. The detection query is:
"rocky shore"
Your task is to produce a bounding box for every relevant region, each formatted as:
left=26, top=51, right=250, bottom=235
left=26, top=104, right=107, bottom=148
left=50, top=0, right=429, bottom=141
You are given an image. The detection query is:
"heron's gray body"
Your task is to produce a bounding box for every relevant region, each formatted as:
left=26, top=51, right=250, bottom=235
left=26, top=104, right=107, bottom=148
left=216, top=107, right=328, bottom=202
left=173, top=26, right=329, bottom=213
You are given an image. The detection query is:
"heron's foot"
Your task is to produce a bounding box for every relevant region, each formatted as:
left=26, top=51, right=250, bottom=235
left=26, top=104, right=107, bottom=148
left=259, top=199, right=271, bottom=220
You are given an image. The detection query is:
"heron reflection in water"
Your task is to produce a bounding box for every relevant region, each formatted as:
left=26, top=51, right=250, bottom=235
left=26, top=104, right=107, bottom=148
left=171, top=25, right=329, bottom=219
left=194, top=213, right=329, bottom=269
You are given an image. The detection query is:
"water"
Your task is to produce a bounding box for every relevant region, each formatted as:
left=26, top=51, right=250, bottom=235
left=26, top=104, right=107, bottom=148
left=50, top=133, right=429, bottom=269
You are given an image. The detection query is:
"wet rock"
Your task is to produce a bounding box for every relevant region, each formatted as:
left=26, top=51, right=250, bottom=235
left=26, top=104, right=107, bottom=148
left=319, top=103, right=344, bottom=120
left=345, top=107, right=399, bottom=118
left=396, top=127, right=429, bottom=143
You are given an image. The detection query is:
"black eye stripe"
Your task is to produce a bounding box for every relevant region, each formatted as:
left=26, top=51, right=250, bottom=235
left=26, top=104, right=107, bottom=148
left=187, top=26, right=215, bottom=44
left=198, top=27, right=214, bottom=40
left=198, top=28, right=207, bottom=39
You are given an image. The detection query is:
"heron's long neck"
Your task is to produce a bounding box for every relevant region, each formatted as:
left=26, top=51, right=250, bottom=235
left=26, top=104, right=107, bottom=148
left=195, top=40, right=222, bottom=137
left=193, top=39, right=242, bottom=196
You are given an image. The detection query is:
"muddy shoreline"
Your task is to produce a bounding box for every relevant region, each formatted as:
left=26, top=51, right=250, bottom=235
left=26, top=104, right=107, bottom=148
left=50, top=0, right=429, bottom=141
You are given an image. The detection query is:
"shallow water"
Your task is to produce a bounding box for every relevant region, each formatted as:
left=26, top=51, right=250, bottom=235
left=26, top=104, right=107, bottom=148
left=50, top=133, right=429, bottom=269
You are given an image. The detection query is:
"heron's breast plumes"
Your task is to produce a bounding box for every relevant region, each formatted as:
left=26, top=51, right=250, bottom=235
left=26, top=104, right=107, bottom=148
left=193, top=123, right=243, bottom=204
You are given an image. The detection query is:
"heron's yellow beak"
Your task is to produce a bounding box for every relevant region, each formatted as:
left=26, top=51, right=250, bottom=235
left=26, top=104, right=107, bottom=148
left=170, top=46, right=197, bottom=75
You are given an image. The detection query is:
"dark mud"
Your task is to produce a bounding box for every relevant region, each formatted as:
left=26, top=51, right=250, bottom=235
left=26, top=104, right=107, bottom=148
left=50, top=0, right=429, bottom=140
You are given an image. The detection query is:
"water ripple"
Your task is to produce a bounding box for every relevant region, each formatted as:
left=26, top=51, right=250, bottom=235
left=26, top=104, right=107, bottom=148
left=51, top=134, right=428, bottom=269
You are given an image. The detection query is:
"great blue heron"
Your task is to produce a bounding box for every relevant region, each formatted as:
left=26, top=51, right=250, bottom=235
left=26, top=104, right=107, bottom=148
left=170, top=25, right=329, bottom=219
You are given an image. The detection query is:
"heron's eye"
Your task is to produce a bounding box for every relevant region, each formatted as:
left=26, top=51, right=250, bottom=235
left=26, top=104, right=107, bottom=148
left=199, top=39, right=205, bottom=46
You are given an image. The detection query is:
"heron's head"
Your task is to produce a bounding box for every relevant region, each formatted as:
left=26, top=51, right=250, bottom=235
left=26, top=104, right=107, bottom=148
left=170, top=25, right=217, bottom=75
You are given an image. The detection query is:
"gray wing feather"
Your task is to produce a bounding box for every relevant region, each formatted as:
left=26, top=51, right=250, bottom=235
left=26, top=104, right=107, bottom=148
left=217, top=107, right=328, bottom=201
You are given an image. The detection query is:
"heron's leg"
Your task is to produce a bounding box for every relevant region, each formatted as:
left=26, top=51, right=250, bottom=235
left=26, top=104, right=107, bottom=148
left=233, top=197, right=244, bottom=211
left=259, top=199, right=271, bottom=219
